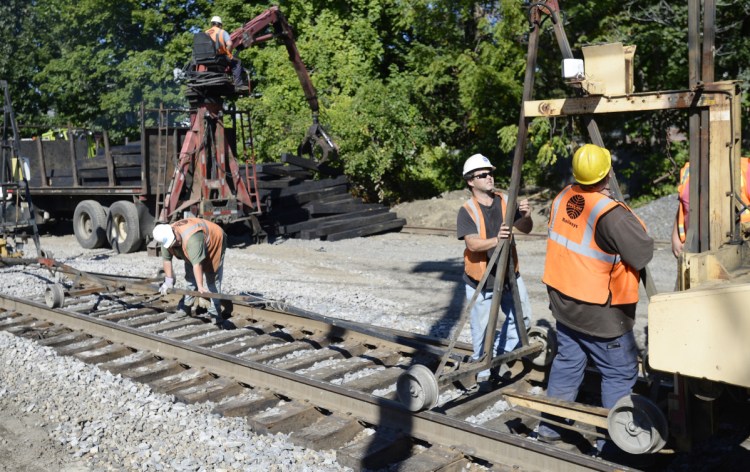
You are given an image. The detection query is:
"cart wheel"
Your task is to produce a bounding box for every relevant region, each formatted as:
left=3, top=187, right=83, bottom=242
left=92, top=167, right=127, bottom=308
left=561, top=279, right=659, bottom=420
left=607, top=394, right=668, bottom=454
left=525, top=326, right=557, bottom=368
left=45, top=284, right=65, bottom=309
left=397, top=364, right=439, bottom=412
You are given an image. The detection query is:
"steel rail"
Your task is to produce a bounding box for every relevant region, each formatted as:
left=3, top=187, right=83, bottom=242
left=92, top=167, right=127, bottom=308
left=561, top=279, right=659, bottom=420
left=0, top=292, right=623, bottom=471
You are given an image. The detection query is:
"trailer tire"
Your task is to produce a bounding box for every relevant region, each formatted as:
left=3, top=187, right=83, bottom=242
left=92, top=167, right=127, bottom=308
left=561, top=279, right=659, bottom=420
left=107, top=201, right=142, bottom=253
left=73, top=200, right=108, bottom=249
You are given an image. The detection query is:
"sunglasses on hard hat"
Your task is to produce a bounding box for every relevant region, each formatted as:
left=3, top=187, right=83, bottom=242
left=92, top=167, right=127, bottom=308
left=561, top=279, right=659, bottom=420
left=472, top=171, right=493, bottom=180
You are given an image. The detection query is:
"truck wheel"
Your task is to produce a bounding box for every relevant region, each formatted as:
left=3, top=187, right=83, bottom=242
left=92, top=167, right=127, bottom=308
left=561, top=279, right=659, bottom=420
left=73, top=200, right=108, bottom=249
left=107, top=201, right=142, bottom=253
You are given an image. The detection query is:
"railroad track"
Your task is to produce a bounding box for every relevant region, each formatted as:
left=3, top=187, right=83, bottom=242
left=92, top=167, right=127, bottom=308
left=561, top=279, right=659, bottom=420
left=0, top=265, right=645, bottom=471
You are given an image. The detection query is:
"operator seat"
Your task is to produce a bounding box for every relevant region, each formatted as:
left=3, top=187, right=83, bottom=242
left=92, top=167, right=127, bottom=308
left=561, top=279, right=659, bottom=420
left=192, top=32, right=229, bottom=72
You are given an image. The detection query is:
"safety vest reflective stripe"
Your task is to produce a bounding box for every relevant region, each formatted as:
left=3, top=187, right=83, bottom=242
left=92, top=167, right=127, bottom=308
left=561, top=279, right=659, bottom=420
left=548, top=189, right=621, bottom=265
left=543, top=185, right=641, bottom=305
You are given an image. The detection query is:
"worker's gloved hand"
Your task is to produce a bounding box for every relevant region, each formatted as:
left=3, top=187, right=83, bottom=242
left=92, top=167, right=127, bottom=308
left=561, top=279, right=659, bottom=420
left=159, top=277, right=174, bottom=295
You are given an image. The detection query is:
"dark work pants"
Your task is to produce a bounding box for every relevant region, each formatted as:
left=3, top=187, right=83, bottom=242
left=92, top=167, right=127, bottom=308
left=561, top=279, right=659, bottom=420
left=538, top=321, right=638, bottom=445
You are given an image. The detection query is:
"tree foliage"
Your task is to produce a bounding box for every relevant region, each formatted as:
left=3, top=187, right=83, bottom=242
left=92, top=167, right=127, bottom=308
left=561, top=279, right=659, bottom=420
left=1, top=1, right=748, bottom=203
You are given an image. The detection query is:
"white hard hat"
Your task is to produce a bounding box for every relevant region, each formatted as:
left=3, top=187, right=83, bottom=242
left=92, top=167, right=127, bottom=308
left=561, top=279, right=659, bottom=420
left=462, top=153, right=496, bottom=177
left=152, top=224, right=176, bottom=249
left=211, top=16, right=222, bottom=24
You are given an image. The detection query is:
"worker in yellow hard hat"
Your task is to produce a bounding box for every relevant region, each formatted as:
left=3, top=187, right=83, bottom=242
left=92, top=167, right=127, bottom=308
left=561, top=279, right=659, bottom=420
left=537, top=144, right=654, bottom=459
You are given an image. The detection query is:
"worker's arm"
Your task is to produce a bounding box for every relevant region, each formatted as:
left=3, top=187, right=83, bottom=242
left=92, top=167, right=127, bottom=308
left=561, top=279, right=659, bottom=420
left=671, top=208, right=684, bottom=258
left=162, top=259, right=174, bottom=279
left=185, top=232, right=209, bottom=293
left=596, top=207, right=654, bottom=271
left=513, top=198, right=533, bottom=234
left=192, top=263, right=207, bottom=293
left=223, top=30, right=234, bottom=51
left=158, top=249, right=175, bottom=295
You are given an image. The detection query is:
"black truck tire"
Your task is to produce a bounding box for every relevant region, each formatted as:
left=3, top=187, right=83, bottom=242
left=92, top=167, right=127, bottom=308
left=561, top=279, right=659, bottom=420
left=73, top=200, right=108, bottom=249
left=107, top=200, right=142, bottom=253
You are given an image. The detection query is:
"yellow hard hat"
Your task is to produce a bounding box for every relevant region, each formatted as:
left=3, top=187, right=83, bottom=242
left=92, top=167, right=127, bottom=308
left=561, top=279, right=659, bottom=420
left=572, top=144, right=611, bottom=185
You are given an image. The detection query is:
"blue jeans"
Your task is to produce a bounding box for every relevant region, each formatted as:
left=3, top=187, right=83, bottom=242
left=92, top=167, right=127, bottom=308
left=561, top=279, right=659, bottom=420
left=466, top=275, right=532, bottom=378
left=538, top=321, right=638, bottom=441
left=183, top=253, right=225, bottom=319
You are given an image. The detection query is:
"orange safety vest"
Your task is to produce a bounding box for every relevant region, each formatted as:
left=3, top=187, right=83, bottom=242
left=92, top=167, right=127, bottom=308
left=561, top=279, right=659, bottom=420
left=542, top=185, right=643, bottom=305
left=205, top=26, right=233, bottom=59
left=169, top=218, right=225, bottom=273
left=676, top=162, right=690, bottom=243
left=462, top=192, right=519, bottom=282
left=677, top=158, right=750, bottom=243
left=741, top=158, right=750, bottom=223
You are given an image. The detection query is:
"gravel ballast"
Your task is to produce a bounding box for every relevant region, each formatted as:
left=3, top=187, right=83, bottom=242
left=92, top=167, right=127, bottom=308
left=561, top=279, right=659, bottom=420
left=0, top=193, right=680, bottom=470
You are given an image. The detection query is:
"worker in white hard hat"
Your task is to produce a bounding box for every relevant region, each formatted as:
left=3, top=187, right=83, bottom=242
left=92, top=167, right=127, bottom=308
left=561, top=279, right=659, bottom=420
left=537, top=144, right=653, bottom=459
left=152, top=218, right=228, bottom=328
left=456, top=153, right=533, bottom=389
left=205, top=15, right=243, bottom=88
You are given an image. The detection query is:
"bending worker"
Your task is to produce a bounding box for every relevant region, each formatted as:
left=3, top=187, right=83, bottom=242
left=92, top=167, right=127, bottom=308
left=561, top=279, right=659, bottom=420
left=456, top=153, right=533, bottom=384
left=152, top=218, right=228, bottom=327
left=537, top=144, right=654, bottom=457
left=205, top=15, right=243, bottom=88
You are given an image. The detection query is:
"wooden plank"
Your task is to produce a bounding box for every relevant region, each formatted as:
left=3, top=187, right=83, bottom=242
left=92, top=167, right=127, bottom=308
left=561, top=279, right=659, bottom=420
left=307, top=202, right=382, bottom=215
left=302, top=212, right=397, bottom=239
left=276, top=175, right=349, bottom=196
left=342, top=366, right=403, bottom=393
left=278, top=185, right=349, bottom=205
left=246, top=401, right=320, bottom=435
left=274, top=340, right=367, bottom=372
left=121, top=359, right=184, bottom=383
left=255, top=162, right=311, bottom=179
left=56, top=337, right=110, bottom=356
left=280, top=152, right=319, bottom=171
left=393, top=445, right=466, bottom=472
left=73, top=344, right=132, bottom=365
left=281, top=208, right=389, bottom=234
left=292, top=415, right=364, bottom=450
left=337, top=432, right=412, bottom=471
left=255, top=177, right=304, bottom=189
left=212, top=393, right=281, bottom=417
left=325, top=218, right=406, bottom=241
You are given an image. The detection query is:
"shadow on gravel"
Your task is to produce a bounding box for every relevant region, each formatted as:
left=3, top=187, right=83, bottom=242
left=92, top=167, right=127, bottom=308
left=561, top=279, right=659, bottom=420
left=411, top=260, right=464, bottom=340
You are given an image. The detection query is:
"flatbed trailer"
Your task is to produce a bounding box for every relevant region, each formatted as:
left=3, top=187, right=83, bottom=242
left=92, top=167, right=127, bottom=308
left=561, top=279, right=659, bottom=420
left=16, top=104, right=259, bottom=253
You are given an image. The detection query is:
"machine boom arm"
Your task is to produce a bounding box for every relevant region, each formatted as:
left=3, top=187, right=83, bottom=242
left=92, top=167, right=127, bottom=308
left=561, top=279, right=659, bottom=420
left=229, top=6, right=319, bottom=119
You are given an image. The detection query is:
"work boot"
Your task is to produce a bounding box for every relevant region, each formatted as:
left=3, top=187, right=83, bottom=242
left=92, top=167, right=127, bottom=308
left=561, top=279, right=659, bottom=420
left=535, top=423, right=563, bottom=444
left=167, top=308, right=189, bottom=322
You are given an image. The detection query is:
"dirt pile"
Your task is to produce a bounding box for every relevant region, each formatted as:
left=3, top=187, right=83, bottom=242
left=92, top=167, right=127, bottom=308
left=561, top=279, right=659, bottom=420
left=393, top=188, right=677, bottom=242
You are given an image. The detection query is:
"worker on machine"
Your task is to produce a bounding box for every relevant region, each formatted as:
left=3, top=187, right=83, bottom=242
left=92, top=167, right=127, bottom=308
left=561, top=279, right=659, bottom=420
left=456, top=153, right=533, bottom=388
left=671, top=158, right=750, bottom=258
left=536, top=144, right=654, bottom=459
left=153, top=218, right=228, bottom=328
left=205, top=15, right=243, bottom=88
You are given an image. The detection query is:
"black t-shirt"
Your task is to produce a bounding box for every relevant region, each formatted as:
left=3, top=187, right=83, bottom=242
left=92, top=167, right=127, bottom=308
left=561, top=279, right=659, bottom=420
left=456, top=195, right=522, bottom=291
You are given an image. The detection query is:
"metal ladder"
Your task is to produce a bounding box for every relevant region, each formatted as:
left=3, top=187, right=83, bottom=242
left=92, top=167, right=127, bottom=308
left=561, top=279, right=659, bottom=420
left=154, top=104, right=170, bottom=222
left=0, top=80, right=42, bottom=256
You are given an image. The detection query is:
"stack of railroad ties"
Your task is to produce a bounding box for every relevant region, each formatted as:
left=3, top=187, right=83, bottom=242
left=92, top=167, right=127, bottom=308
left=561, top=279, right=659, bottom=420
left=72, top=142, right=406, bottom=242
left=251, top=152, right=405, bottom=241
